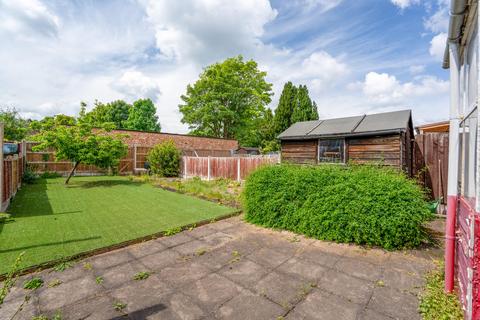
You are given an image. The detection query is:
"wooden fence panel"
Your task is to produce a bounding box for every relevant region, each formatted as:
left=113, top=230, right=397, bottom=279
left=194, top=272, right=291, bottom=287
left=182, top=155, right=279, bottom=181
left=413, top=133, right=449, bottom=202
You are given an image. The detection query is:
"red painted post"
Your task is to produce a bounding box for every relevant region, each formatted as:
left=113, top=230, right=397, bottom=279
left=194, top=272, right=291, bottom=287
left=445, top=195, right=457, bottom=292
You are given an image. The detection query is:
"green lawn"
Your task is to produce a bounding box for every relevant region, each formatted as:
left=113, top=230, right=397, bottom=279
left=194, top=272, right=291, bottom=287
left=0, top=176, right=236, bottom=274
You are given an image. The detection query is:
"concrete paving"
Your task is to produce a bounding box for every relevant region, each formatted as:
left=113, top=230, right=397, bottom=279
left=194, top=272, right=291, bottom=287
left=1, top=216, right=443, bottom=320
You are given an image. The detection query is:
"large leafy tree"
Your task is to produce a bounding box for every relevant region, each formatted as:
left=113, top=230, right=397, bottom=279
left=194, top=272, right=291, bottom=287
left=179, top=56, right=273, bottom=143
left=291, top=85, right=318, bottom=123
left=0, top=107, right=29, bottom=141
left=33, top=122, right=128, bottom=184
left=80, top=100, right=132, bottom=129
left=124, top=99, right=161, bottom=132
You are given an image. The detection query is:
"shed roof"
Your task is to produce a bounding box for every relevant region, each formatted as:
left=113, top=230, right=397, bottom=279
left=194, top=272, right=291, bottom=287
left=278, top=109, right=411, bottom=140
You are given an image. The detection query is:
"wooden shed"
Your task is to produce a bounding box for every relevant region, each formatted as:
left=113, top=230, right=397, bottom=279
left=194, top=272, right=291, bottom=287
left=278, top=110, right=414, bottom=175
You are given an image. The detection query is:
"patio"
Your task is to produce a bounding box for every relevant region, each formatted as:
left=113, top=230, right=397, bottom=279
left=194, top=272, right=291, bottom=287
left=1, top=216, right=443, bottom=320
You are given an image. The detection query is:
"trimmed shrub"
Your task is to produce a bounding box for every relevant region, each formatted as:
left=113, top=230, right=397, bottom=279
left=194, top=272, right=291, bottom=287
left=243, top=164, right=432, bottom=250
left=147, top=140, right=181, bottom=177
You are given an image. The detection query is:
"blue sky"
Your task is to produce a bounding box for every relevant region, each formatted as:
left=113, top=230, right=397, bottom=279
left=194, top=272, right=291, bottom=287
left=0, top=0, right=450, bottom=132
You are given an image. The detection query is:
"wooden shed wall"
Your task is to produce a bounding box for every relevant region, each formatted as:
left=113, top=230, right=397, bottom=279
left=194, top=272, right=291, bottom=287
left=347, top=135, right=401, bottom=167
left=281, top=140, right=317, bottom=164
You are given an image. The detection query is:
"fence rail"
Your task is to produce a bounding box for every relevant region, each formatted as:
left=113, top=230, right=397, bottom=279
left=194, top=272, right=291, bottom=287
left=181, top=155, right=280, bottom=181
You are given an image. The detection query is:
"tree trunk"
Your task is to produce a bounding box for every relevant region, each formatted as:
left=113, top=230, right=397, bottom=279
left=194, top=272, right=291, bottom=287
left=65, top=162, right=80, bottom=184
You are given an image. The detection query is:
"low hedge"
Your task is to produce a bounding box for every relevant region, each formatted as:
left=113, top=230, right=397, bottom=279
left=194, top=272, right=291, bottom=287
left=243, top=164, right=432, bottom=250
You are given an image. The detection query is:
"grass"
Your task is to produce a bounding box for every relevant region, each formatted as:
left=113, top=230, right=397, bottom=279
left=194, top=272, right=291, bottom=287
left=0, top=176, right=236, bottom=275
left=148, top=176, right=242, bottom=205
left=419, top=261, right=463, bottom=320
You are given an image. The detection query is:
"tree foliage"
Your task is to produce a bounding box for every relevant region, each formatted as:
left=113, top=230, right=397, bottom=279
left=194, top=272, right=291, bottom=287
left=0, top=107, right=29, bottom=141
left=124, top=99, right=161, bottom=132
left=147, top=140, right=181, bottom=177
left=273, top=82, right=318, bottom=137
left=291, top=85, right=318, bottom=123
left=179, top=56, right=273, bottom=144
left=80, top=100, right=131, bottom=129
left=33, top=122, right=128, bottom=183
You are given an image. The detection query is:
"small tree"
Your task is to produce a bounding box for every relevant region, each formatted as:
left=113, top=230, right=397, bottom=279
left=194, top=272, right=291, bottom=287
left=33, top=122, right=128, bottom=184
left=147, top=140, right=181, bottom=177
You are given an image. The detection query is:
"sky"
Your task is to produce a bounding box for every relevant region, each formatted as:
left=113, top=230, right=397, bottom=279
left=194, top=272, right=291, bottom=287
left=0, top=0, right=450, bottom=133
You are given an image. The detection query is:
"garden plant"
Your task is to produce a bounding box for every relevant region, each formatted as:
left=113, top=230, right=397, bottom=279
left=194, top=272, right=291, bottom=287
left=243, top=164, right=433, bottom=250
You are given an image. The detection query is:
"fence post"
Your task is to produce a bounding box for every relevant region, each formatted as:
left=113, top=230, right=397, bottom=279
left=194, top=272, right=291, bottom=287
left=133, top=144, right=137, bottom=173
left=237, top=157, right=241, bottom=182
left=207, top=156, right=211, bottom=181
left=183, top=156, right=187, bottom=179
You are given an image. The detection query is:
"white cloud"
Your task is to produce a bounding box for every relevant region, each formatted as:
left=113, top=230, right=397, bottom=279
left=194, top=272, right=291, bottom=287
left=429, top=32, right=447, bottom=61
left=390, top=0, right=420, bottom=9
left=112, top=71, right=161, bottom=102
left=141, top=0, right=277, bottom=64
left=424, top=0, right=449, bottom=33
left=360, top=72, right=448, bottom=104
left=0, top=0, right=59, bottom=37
left=409, top=65, right=426, bottom=75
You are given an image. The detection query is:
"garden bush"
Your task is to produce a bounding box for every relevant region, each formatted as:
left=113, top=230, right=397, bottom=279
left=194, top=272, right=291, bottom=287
left=243, top=164, right=432, bottom=250
left=147, top=139, right=181, bottom=177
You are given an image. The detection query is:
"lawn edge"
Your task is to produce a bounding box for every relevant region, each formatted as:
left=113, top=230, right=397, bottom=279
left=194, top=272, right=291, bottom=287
left=0, top=209, right=242, bottom=280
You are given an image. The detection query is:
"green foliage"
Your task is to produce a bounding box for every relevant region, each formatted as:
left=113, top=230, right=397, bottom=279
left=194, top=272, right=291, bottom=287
left=291, top=85, right=318, bottom=123
left=32, top=122, right=128, bottom=183
left=243, top=164, right=432, bottom=250
left=164, top=226, right=182, bottom=236
left=0, top=251, right=24, bottom=304
left=124, top=98, right=161, bottom=132
left=95, top=276, right=104, bottom=285
left=22, top=166, right=39, bottom=184
left=419, top=262, right=463, bottom=320
left=147, top=140, right=181, bottom=177
left=133, top=271, right=150, bottom=280
left=0, top=107, right=29, bottom=141
left=23, top=277, right=44, bottom=290
left=29, top=114, right=76, bottom=132
left=0, top=212, right=11, bottom=224
left=179, top=55, right=273, bottom=144
left=153, top=177, right=241, bottom=204
left=80, top=100, right=131, bottom=129
left=113, top=301, right=127, bottom=311
left=53, top=261, right=73, bottom=272
left=273, top=82, right=297, bottom=136
left=273, top=82, right=318, bottom=138
left=39, top=172, right=62, bottom=179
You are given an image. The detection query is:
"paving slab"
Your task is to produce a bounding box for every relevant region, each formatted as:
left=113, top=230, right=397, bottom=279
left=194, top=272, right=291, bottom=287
left=218, top=259, right=270, bottom=289
left=368, top=285, right=421, bottom=320
left=334, top=256, right=383, bottom=281
left=0, top=217, right=441, bottom=320
left=287, top=290, right=360, bottom=320
left=215, top=290, right=285, bottom=320
left=180, top=273, right=241, bottom=311
left=254, top=271, right=312, bottom=308
left=317, top=269, right=374, bottom=305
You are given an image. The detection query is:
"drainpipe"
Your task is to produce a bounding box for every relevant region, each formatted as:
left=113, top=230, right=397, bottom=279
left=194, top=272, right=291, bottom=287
left=445, top=41, right=461, bottom=293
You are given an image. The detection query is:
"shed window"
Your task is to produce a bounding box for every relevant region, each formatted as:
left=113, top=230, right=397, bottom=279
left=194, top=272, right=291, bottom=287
left=318, top=139, right=345, bottom=163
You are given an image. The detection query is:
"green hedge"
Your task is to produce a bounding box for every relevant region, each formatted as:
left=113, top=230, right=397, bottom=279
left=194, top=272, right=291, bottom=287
left=243, top=164, right=432, bottom=249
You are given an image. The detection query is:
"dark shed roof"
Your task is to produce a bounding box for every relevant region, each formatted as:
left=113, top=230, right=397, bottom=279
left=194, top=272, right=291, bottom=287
left=278, top=110, right=411, bottom=140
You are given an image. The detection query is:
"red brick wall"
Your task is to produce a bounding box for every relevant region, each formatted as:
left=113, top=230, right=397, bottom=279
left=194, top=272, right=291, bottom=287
left=105, top=129, right=238, bottom=152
